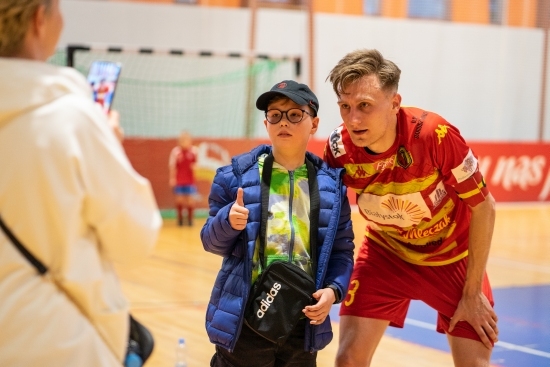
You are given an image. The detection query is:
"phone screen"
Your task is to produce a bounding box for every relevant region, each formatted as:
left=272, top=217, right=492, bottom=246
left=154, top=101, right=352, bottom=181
left=87, top=60, right=122, bottom=114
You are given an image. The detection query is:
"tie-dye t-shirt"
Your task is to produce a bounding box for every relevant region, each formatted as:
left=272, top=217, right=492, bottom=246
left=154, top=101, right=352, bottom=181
left=251, top=154, right=312, bottom=283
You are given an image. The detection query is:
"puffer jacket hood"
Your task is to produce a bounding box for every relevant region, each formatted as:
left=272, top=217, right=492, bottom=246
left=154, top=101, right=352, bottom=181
left=0, top=58, right=90, bottom=128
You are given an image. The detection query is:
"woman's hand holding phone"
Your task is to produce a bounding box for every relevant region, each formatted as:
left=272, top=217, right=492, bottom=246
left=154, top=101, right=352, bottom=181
left=107, top=110, right=124, bottom=142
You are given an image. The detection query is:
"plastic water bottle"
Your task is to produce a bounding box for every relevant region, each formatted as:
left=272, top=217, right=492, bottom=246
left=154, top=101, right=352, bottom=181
left=175, top=338, right=188, bottom=367
left=125, top=340, right=143, bottom=367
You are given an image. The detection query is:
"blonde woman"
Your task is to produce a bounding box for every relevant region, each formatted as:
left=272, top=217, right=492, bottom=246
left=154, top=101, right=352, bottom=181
left=0, top=1, right=161, bottom=366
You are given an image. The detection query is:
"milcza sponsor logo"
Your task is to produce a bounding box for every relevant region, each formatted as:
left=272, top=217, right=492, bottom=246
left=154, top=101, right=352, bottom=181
left=398, top=215, right=451, bottom=239
left=256, top=282, right=282, bottom=318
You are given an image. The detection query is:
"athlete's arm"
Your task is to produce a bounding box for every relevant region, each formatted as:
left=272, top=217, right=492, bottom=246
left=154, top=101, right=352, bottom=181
left=449, top=193, right=498, bottom=349
left=426, top=117, right=499, bottom=348
left=168, top=148, right=177, bottom=187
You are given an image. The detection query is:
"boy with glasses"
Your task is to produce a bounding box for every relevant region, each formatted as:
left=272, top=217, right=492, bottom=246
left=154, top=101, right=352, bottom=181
left=201, top=80, right=355, bottom=366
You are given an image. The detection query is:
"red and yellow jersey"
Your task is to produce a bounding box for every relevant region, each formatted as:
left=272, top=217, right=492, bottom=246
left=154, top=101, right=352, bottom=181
left=324, top=107, right=489, bottom=266
left=169, top=146, right=197, bottom=186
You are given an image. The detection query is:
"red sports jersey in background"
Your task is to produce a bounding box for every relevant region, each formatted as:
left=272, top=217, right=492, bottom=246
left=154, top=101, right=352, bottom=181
left=169, top=146, right=196, bottom=186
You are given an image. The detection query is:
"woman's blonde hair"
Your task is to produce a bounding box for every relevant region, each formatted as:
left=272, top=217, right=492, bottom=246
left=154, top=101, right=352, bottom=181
left=0, top=0, right=52, bottom=56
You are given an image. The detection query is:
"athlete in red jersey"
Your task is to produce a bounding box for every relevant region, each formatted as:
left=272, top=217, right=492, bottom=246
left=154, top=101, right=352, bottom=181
left=95, top=80, right=111, bottom=109
left=323, top=49, right=497, bottom=367
left=169, top=131, right=197, bottom=226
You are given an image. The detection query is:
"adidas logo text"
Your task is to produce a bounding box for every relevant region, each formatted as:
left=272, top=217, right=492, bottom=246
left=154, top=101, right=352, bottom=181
left=256, top=282, right=282, bottom=318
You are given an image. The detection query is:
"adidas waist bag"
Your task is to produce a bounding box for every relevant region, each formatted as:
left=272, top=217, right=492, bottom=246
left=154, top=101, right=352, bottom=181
left=244, top=261, right=316, bottom=344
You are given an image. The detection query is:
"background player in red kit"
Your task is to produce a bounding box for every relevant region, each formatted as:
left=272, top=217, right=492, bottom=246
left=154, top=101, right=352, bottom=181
left=323, top=49, right=498, bottom=367
left=169, top=131, right=197, bottom=226
left=93, top=79, right=112, bottom=109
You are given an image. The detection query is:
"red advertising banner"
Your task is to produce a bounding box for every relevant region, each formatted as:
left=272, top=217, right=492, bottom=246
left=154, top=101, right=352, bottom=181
left=123, top=138, right=270, bottom=210
left=468, top=142, right=550, bottom=202
left=123, top=138, right=550, bottom=209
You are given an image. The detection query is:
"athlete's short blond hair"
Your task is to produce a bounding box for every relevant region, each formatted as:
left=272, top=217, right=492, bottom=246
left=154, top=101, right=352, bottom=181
left=0, top=0, right=52, bottom=57
left=327, top=49, right=401, bottom=98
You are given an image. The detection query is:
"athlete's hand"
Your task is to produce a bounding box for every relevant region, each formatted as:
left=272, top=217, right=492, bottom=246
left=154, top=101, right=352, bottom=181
left=229, top=188, right=248, bottom=230
left=303, top=288, right=336, bottom=325
left=449, top=292, right=498, bottom=349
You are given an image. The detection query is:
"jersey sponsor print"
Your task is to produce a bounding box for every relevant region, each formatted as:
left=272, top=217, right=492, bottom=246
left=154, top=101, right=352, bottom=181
left=324, top=107, right=489, bottom=265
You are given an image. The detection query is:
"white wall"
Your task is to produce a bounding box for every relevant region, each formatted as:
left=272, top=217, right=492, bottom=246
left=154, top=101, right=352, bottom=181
left=314, top=14, right=545, bottom=141
left=59, top=0, right=550, bottom=141
left=61, top=1, right=250, bottom=52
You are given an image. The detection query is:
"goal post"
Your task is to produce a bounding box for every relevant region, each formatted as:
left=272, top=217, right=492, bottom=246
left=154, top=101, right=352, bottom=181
left=61, top=44, right=301, bottom=139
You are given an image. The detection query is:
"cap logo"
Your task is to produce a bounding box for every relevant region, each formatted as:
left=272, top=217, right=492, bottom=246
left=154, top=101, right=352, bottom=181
left=277, top=82, right=287, bottom=89
left=309, top=100, right=315, bottom=107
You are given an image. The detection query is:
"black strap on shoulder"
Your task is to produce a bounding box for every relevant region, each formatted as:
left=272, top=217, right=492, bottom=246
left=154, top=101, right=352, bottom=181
left=258, top=154, right=320, bottom=276
left=306, top=158, right=320, bottom=277
left=259, top=153, right=274, bottom=269
left=0, top=214, right=48, bottom=275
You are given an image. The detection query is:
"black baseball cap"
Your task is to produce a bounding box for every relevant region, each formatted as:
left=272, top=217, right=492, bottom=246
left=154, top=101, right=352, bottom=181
left=256, top=80, right=319, bottom=115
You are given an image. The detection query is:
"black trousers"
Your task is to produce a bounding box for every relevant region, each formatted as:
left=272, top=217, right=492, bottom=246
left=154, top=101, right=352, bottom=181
left=210, top=319, right=317, bottom=367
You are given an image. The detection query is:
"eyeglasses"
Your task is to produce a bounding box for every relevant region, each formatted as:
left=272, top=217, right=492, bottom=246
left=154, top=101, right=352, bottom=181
left=265, top=108, right=313, bottom=124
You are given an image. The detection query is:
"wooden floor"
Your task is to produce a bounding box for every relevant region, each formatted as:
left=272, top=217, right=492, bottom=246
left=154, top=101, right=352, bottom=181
left=115, top=204, right=550, bottom=367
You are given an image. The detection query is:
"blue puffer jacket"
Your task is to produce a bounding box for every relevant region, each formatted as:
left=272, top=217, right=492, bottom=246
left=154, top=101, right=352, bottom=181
left=200, top=145, right=354, bottom=353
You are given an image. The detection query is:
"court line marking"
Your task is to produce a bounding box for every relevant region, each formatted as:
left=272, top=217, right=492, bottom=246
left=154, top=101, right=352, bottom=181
left=488, top=257, right=550, bottom=274
left=405, top=318, right=550, bottom=359
left=494, top=202, right=550, bottom=209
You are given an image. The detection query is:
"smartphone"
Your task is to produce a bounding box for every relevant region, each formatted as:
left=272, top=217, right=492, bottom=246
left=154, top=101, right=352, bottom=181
left=87, top=60, right=122, bottom=114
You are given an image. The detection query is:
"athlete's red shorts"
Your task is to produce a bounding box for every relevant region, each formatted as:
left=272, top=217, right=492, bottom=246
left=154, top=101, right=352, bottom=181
left=340, top=238, right=494, bottom=343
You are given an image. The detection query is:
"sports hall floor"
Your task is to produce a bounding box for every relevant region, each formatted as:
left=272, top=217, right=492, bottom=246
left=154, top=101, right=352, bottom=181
left=116, top=204, right=550, bottom=367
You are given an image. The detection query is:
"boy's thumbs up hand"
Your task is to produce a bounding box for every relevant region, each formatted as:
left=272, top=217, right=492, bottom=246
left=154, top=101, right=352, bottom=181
left=229, top=188, right=249, bottom=230
left=236, top=187, right=245, bottom=206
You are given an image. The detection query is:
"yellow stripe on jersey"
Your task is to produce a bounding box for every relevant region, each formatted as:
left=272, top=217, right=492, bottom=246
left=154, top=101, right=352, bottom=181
left=343, top=162, right=389, bottom=178
left=365, top=231, right=469, bottom=266
left=360, top=171, right=440, bottom=196
left=457, top=179, right=485, bottom=200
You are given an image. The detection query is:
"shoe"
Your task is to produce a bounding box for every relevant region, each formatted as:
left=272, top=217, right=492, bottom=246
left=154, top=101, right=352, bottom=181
left=177, top=217, right=183, bottom=227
